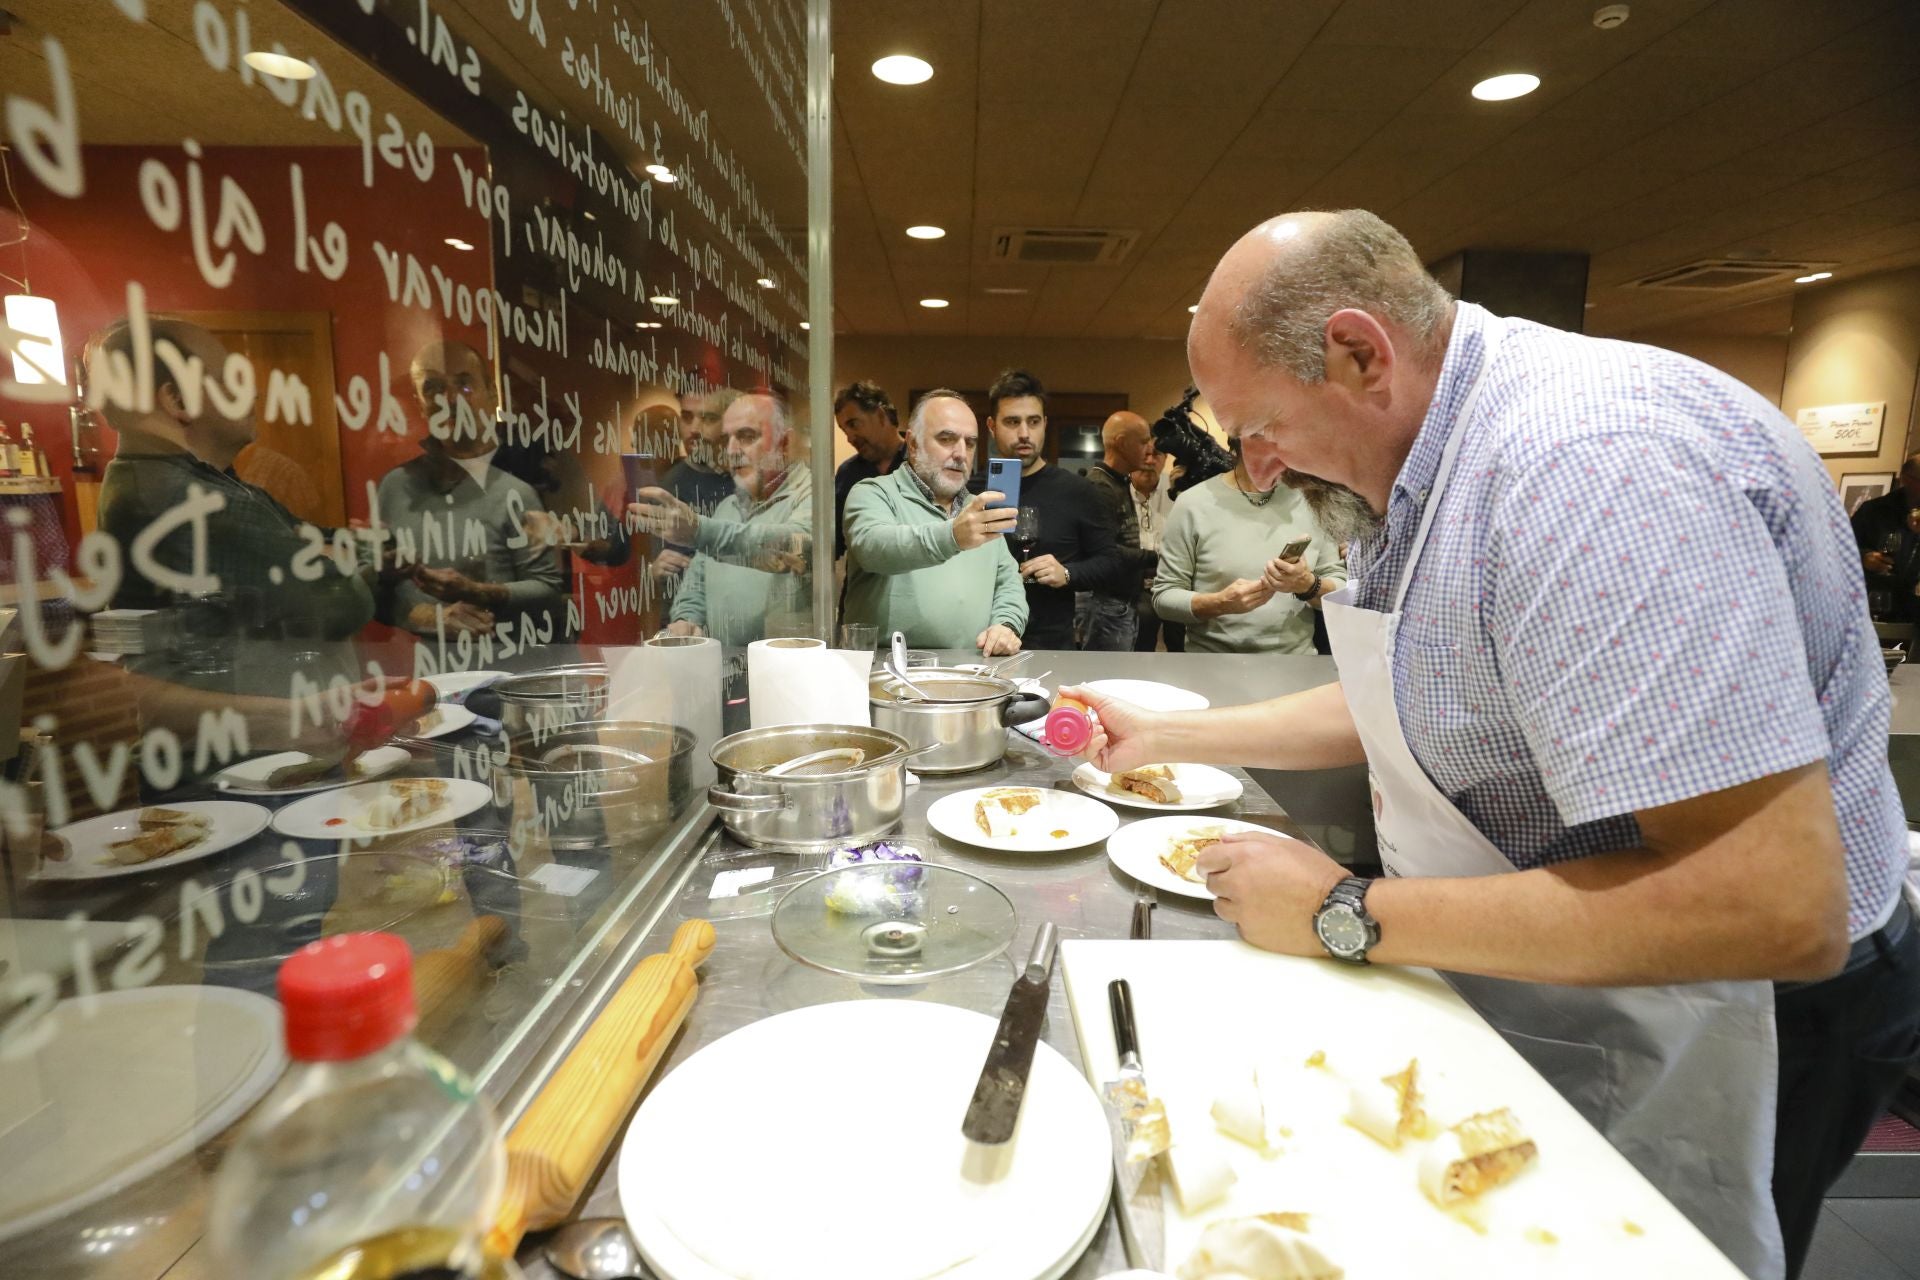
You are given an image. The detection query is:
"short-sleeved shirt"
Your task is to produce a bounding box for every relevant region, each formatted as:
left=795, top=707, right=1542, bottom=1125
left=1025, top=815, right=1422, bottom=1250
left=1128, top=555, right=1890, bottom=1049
left=1345, top=302, right=1905, bottom=938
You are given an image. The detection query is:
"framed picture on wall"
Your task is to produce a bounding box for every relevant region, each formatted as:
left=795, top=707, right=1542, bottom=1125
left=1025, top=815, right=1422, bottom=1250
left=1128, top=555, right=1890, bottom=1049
left=1839, top=472, right=1895, bottom=516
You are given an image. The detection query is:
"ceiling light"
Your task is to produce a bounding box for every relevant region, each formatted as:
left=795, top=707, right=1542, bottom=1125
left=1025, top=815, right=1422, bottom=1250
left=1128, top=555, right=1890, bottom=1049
left=800, top=322, right=811, bottom=330
left=756, top=277, right=775, bottom=288
left=1794, top=271, right=1833, bottom=283
left=1471, top=72, right=1540, bottom=101
left=1187, top=304, right=1198, bottom=314
left=243, top=51, right=316, bottom=80
left=444, top=237, right=474, bottom=251
left=905, top=225, right=946, bottom=240
left=918, top=298, right=949, bottom=309
left=646, top=164, right=671, bottom=177
left=5, top=295, right=66, bottom=388
left=871, top=55, right=933, bottom=85
left=634, top=321, right=662, bottom=330
left=650, top=294, right=679, bottom=307
left=583, top=211, right=596, bottom=221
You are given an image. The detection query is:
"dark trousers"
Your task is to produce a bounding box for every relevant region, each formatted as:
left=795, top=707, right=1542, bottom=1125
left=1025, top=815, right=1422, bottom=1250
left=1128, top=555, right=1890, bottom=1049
left=1134, top=593, right=1184, bottom=652
left=1772, top=898, right=1920, bottom=1278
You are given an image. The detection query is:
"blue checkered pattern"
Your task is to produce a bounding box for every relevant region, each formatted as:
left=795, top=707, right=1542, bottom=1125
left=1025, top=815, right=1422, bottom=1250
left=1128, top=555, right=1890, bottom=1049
left=1347, top=302, right=1906, bottom=938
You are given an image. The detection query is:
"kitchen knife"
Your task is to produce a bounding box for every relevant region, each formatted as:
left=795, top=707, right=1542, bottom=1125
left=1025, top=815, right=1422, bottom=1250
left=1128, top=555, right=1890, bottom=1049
left=1131, top=885, right=1156, bottom=940
left=1102, top=978, right=1168, bottom=1270
left=961, top=921, right=1058, bottom=1145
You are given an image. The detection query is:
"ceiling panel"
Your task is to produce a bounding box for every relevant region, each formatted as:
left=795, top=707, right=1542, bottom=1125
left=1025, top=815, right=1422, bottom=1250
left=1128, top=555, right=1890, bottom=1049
left=832, top=0, right=1920, bottom=339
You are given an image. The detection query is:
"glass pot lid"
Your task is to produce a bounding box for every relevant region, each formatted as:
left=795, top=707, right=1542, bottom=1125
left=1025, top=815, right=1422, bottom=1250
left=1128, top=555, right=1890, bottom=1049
left=770, top=862, right=1017, bottom=984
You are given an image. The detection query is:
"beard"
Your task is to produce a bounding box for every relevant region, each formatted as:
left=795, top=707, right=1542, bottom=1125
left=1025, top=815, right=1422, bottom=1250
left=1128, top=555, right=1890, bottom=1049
left=923, top=460, right=970, bottom=501
left=1281, top=468, right=1383, bottom=544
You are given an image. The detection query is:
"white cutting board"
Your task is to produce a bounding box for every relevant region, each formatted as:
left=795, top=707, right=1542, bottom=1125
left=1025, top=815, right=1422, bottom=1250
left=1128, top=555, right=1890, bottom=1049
left=1060, top=940, right=1743, bottom=1280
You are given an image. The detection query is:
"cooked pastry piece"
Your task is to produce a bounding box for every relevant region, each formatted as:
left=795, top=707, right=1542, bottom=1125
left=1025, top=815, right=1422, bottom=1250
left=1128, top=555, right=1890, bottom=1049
left=1160, top=825, right=1225, bottom=884
left=1114, top=764, right=1182, bottom=805
left=1165, top=1135, right=1237, bottom=1213
left=1345, top=1059, right=1425, bottom=1150
left=1178, top=1215, right=1342, bottom=1280
left=108, top=810, right=212, bottom=865
left=973, top=787, right=1044, bottom=838
left=1419, top=1107, right=1538, bottom=1206
left=360, top=778, right=450, bottom=832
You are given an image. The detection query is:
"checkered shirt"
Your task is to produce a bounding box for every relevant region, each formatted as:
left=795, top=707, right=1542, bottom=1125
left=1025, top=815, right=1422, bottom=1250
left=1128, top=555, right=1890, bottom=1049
left=1345, top=302, right=1906, bottom=938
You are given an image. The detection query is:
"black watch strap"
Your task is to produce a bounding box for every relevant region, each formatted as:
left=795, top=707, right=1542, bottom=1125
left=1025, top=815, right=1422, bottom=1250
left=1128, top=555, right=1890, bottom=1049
left=1292, top=576, right=1321, bottom=603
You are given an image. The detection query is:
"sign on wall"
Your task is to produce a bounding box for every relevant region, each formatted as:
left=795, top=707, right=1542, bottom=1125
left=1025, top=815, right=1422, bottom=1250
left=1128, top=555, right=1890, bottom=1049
left=1796, top=401, right=1887, bottom=455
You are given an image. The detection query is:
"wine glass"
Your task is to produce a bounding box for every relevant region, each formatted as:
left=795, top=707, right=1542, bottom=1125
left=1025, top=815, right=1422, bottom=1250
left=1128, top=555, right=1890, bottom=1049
left=1012, top=507, right=1041, bottom=562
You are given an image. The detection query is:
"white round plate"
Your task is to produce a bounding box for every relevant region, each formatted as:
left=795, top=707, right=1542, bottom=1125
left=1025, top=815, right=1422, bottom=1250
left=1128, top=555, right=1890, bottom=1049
left=1071, top=762, right=1243, bottom=811
left=1105, top=814, right=1277, bottom=901
left=270, top=777, right=492, bottom=840
left=0, top=985, right=286, bottom=1243
left=617, top=1000, right=1110, bottom=1280
left=214, top=744, right=412, bottom=796
left=36, top=800, right=271, bottom=882
left=423, top=669, right=506, bottom=700
left=926, top=785, right=1119, bottom=852
left=1082, top=678, right=1210, bottom=712
left=407, top=704, right=478, bottom=739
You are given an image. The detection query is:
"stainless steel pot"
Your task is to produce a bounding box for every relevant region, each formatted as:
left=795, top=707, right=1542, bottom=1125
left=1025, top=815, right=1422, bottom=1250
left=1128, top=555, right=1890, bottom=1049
left=490, top=665, right=609, bottom=741
left=505, top=720, right=694, bottom=850
left=708, top=723, right=917, bottom=852
left=867, top=668, right=1050, bottom=775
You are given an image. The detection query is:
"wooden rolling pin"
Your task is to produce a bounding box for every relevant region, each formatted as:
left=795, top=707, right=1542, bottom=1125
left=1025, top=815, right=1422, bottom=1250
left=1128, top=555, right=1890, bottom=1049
left=485, top=918, right=715, bottom=1259
left=414, top=915, right=509, bottom=1042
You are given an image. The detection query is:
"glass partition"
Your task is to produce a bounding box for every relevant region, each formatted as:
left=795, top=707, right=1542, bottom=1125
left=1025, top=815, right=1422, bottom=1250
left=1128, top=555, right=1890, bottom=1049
left=0, top=0, right=816, bottom=1270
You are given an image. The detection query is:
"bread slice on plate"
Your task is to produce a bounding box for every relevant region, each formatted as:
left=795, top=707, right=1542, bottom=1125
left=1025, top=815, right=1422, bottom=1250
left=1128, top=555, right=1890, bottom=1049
left=974, top=787, right=1045, bottom=838
left=1159, top=825, right=1225, bottom=883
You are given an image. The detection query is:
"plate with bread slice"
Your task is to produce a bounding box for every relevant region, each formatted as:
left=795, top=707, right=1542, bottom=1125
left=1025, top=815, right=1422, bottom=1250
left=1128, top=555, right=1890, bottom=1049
left=1071, top=762, right=1243, bottom=811
left=926, top=784, right=1119, bottom=853
left=1105, top=815, right=1275, bottom=900
left=36, top=800, right=271, bottom=881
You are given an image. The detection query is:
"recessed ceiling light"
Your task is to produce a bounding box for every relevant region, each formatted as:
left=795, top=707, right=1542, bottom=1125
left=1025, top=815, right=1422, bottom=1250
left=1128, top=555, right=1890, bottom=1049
left=1794, top=271, right=1833, bottom=283
left=905, top=225, right=946, bottom=240
left=756, top=277, right=775, bottom=288
left=646, top=164, right=671, bottom=177
left=650, top=294, right=679, bottom=307
left=583, top=211, right=596, bottom=221
left=800, top=322, right=811, bottom=330
left=919, top=298, right=949, bottom=309
left=634, top=321, right=663, bottom=330
left=872, top=55, right=933, bottom=85
left=444, top=237, right=474, bottom=251
left=1187, top=304, right=1198, bottom=314
left=1471, top=72, right=1540, bottom=101
left=243, top=51, right=316, bottom=80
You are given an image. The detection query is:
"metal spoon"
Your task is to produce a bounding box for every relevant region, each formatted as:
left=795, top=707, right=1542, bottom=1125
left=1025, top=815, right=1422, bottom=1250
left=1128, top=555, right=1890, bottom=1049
left=887, top=629, right=938, bottom=701
left=544, top=1216, right=646, bottom=1280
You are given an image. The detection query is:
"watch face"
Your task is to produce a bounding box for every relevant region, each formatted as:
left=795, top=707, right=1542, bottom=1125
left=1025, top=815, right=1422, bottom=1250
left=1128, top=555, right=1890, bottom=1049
left=1317, top=906, right=1369, bottom=957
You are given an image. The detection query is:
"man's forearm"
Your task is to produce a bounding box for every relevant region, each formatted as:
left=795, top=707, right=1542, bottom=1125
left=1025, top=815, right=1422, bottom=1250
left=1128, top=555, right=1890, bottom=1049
left=1156, top=680, right=1365, bottom=770
left=1366, top=764, right=1851, bottom=985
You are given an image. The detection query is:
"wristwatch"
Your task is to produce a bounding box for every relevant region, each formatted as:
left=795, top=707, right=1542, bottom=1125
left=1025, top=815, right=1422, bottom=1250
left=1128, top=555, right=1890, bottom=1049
left=1313, top=876, right=1379, bottom=964
left=1292, top=575, right=1321, bottom=603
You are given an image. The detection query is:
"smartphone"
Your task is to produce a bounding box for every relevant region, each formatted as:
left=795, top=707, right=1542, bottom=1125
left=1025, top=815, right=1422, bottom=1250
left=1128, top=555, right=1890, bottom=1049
left=986, top=457, right=1022, bottom=510
left=1278, top=535, right=1313, bottom=561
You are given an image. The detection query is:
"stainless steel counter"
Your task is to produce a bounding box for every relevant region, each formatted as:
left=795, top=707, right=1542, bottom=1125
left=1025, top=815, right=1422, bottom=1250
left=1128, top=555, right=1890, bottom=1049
left=512, top=650, right=1363, bottom=1279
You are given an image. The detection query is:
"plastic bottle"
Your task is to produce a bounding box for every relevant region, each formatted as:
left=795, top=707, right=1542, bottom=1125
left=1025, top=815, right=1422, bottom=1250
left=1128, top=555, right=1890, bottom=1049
left=17, top=423, right=38, bottom=477
left=206, top=932, right=515, bottom=1280
left=1044, top=693, right=1094, bottom=755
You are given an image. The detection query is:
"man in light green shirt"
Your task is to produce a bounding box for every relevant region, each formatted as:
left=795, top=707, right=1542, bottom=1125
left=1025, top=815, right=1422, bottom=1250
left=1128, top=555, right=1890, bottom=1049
left=1151, top=445, right=1346, bottom=654
left=635, top=392, right=813, bottom=645
left=842, top=390, right=1027, bottom=655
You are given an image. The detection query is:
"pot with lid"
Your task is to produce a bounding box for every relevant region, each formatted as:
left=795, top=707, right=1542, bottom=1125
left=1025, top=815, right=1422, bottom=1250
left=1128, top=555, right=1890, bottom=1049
left=708, top=723, right=919, bottom=852
left=867, top=668, right=1049, bottom=775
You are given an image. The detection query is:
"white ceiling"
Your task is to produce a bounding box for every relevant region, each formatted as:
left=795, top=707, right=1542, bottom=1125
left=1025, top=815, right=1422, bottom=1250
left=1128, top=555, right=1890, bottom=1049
left=830, top=0, right=1920, bottom=339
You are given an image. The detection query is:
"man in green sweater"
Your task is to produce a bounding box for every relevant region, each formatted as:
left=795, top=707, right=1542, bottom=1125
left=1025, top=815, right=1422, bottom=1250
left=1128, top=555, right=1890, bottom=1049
left=843, top=390, right=1027, bottom=655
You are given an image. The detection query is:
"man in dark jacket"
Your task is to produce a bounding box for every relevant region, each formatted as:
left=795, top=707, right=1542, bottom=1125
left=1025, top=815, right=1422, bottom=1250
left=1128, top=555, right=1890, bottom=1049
left=1081, top=411, right=1157, bottom=650
left=1852, top=453, right=1920, bottom=618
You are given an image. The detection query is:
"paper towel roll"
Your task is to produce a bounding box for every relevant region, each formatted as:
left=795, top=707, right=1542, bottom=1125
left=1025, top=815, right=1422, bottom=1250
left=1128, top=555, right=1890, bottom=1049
left=604, top=635, right=723, bottom=788
left=748, top=637, right=873, bottom=729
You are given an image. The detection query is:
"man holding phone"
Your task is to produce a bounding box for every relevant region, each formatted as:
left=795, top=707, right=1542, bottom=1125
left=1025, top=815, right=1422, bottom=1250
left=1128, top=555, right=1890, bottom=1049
left=842, top=390, right=1028, bottom=655
left=1149, top=433, right=1344, bottom=653
left=985, top=368, right=1130, bottom=648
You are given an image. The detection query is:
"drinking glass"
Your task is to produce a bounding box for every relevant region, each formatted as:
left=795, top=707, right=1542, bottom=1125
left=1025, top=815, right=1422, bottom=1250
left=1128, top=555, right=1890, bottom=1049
left=1012, top=507, right=1042, bottom=561
left=839, top=622, right=879, bottom=651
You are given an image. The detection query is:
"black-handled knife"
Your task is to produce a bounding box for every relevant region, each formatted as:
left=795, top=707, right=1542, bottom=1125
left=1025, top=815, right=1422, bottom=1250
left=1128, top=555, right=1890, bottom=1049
left=961, top=922, right=1059, bottom=1145
left=1110, top=977, right=1141, bottom=1065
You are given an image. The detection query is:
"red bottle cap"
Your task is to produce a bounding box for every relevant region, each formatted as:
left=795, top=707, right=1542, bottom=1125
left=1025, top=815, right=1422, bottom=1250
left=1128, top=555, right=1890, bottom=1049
left=278, top=932, right=418, bottom=1062
left=1044, top=704, right=1093, bottom=754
